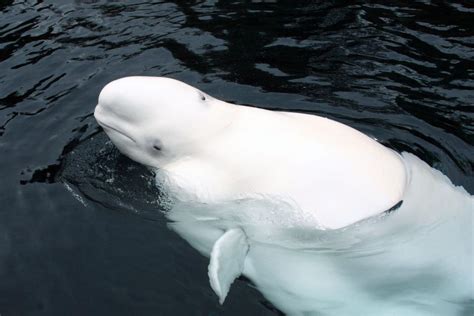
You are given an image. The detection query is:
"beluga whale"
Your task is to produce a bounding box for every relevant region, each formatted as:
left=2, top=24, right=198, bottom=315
left=94, top=76, right=473, bottom=315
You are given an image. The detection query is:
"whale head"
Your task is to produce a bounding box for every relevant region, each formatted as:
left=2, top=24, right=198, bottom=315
left=94, top=76, right=234, bottom=168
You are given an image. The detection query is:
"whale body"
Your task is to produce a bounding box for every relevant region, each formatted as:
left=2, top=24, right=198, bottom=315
left=94, top=76, right=473, bottom=315
left=94, top=76, right=406, bottom=229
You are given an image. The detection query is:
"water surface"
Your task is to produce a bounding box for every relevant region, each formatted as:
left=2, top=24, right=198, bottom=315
left=0, top=1, right=473, bottom=315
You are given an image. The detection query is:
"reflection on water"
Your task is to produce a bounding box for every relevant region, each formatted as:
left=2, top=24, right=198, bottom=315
left=0, top=0, right=473, bottom=315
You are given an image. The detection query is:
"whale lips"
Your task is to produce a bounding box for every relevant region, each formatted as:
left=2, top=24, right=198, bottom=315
left=100, top=121, right=136, bottom=143
left=94, top=105, right=136, bottom=143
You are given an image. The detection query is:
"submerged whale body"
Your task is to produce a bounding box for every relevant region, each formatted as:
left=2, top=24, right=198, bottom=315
left=94, top=76, right=473, bottom=315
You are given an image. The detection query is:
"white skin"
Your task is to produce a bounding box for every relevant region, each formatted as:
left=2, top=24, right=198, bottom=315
left=94, top=76, right=407, bottom=229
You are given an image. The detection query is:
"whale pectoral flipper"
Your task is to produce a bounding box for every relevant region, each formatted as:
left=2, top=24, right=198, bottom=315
left=208, top=228, right=249, bottom=304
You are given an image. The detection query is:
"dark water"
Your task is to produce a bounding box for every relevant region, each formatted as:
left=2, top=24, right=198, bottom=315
left=0, top=0, right=473, bottom=315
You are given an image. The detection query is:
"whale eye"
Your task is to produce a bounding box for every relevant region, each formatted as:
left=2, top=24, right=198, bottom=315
left=200, top=94, right=206, bottom=101
left=152, top=139, right=163, bottom=152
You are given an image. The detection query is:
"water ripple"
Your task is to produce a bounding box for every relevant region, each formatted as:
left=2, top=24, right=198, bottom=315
left=0, top=1, right=473, bottom=314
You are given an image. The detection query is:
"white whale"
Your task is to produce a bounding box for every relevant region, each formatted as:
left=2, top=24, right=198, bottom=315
left=94, top=76, right=407, bottom=229
left=94, top=76, right=473, bottom=315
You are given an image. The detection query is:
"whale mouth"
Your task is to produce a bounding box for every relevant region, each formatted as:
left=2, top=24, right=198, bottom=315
left=96, top=119, right=136, bottom=143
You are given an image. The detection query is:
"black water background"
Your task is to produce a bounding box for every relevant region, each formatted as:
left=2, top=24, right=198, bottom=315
left=0, top=1, right=473, bottom=315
